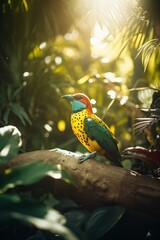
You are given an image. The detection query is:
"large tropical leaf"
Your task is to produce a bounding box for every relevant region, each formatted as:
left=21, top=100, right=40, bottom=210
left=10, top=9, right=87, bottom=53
left=0, top=194, right=78, bottom=240
left=0, top=125, right=22, bottom=167
left=85, top=205, right=125, bottom=240
left=0, top=160, right=75, bottom=193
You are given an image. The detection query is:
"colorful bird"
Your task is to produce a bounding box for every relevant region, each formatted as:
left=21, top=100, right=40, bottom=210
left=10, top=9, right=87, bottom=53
left=62, top=93, right=122, bottom=167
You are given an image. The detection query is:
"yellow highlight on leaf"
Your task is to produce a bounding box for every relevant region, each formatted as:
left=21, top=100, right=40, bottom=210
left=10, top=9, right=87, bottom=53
left=57, top=120, right=66, bottom=132
left=77, top=75, right=90, bottom=84
left=5, top=168, right=12, bottom=174
left=110, top=125, right=115, bottom=135
left=22, top=0, right=28, bottom=11
left=28, top=46, right=41, bottom=59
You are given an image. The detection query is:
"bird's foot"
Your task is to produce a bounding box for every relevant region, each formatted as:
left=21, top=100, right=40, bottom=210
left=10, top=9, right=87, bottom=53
left=78, top=151, right=97, bottom=163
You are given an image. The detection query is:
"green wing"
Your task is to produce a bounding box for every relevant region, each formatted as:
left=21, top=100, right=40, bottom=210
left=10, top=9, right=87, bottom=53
left=84, top=117, right=121, bottom=164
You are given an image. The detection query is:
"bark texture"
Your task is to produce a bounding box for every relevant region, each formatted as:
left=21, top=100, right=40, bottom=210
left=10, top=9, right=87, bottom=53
left=8, top=148, right=160, bottom=217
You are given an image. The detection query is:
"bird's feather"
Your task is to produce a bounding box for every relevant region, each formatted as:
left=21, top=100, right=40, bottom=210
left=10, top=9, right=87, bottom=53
left=84, top=117, right=122, bottom=166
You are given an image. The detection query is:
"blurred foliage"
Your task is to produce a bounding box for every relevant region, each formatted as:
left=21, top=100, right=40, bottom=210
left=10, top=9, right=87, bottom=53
left=0, top=125, right=78, bottom=240
left=123, top=90, right=160, bottom=175
left=0, top=0, right=160, bottom=172
left=1, top=0, right=160, bottom=239
left=0, top=0, right=144, bottom=152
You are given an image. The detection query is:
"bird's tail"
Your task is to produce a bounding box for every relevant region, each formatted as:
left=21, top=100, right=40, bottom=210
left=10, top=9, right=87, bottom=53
left=105, top=150, right=123, bottom=167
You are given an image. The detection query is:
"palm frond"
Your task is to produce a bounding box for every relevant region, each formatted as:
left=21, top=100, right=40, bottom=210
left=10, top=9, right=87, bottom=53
left=133, top=117, right=156, bottom=134
left=136, top=39, right=160, bottom=71
left=88, top=0, right=159, bottom=72
left=141, top=108, right=160, bottom=115
left=88, top=0, right=128, bottom=34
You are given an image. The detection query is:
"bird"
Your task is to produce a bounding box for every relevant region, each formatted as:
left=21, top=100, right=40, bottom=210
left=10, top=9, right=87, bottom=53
left=62, top=93, right=122, bottom=167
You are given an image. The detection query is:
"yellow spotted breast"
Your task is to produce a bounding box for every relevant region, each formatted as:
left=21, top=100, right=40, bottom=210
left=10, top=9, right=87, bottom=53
left=71, top=109, right=104, bottom=153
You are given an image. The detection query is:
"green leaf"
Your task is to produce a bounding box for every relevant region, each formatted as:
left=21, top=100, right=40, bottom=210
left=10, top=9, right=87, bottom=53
left=26, top=230, right=56, bottom=240
left=0, top=194, right=78, bottom=240
left=0, top=125, right=22, bottom=167
left=0, top=160, right=72, bottom=193
left=85, top=205, right=125, bottom=240
left=137, top=39, right=160, bottom=71
left=3, top=108, right=11, bottom=124
left=58, top=198, right=78, bottom=211
left=11, top=103, right=32, bottom=125
left=61, top=168, right=76, bottom=185
left=65, top=208, right=88, bottom=229
left=12, top=84, right=25, bottom=100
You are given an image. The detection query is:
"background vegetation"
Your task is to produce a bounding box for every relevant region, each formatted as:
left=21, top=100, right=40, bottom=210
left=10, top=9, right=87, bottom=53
left=0, top=0, right=160, bottom=239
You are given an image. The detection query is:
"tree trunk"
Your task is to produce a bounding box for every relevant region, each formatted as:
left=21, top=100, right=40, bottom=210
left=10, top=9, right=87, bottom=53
left=9, top=148, right=160, bottom=218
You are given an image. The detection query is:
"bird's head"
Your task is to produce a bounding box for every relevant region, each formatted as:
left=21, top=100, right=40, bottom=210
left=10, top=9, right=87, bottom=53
left=62, top=93, right=92, bottom=113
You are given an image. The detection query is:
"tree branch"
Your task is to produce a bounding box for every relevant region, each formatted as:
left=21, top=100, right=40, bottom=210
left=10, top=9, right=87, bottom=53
left=9, top=148, right=160, bottom=217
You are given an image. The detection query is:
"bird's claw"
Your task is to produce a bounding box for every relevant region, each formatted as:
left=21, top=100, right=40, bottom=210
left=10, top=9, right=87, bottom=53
left=78, top=151, right=97, bottom=163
